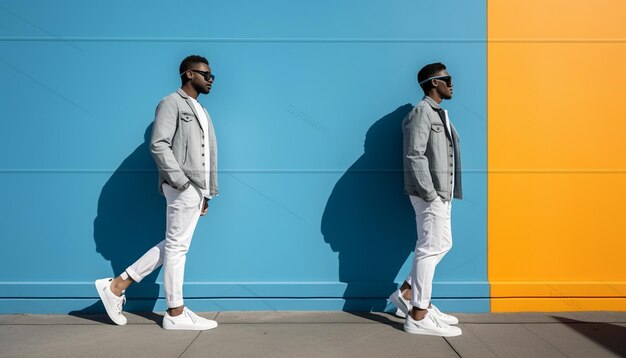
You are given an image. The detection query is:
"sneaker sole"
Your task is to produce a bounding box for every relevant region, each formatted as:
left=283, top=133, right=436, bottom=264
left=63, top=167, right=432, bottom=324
left=404, top=324, right=462, bottom=337
left=162, top=321, right=218, bottom=331
left=94, top=279, right=127, bottom=326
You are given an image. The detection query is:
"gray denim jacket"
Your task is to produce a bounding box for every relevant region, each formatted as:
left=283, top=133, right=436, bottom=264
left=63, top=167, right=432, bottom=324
left=150, top=88, right=218, bottom=197
left=402, top=96, right=462, bottom=202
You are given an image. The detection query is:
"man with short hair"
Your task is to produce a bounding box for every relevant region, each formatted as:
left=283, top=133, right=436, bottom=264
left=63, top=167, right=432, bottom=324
left=389, top=62, right=463, bottom=337
left=95, top=55, right=219, bottom=331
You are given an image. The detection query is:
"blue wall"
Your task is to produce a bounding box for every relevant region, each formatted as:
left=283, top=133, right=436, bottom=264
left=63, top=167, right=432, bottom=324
left=0, top=0, right=487, bottom=313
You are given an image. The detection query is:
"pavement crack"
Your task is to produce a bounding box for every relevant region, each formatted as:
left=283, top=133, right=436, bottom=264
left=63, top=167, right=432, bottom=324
left=443, top=336, right=462, bottom=357
left=462, top=324, right=500, bottom=357
left=521, top=324, right=570, bottom=357
left=178, top=331, right=202, bottom=358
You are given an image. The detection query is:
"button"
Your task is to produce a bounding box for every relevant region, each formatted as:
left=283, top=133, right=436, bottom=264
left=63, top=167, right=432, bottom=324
left=202, top=153, right=205, bottom=156
left=202, top=144, right=205, bottom=147
left=202, top=163, right=205, bottom=166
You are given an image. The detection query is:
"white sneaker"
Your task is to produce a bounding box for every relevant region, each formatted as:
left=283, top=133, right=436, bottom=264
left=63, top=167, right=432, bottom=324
left=428, top=304, right=459, bottom=325
left=388, top=289, right=411, bottom=318
left=94, top=278, right=127, bottom=326
left=404, top=313, right=462, bottom=337
left=162, top=307, right=218, bottom=331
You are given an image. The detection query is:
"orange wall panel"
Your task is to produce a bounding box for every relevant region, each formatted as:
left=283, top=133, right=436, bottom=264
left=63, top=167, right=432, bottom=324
left=489, top=0, right=626, bottom=40
left=488, top=0, right=626, bottom=311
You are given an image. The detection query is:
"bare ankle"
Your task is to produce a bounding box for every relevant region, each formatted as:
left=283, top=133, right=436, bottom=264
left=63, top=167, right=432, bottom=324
left=110, top=276, right=132, bottom=297
left=410, top=308, right=427, bottom=321
left=109, top=279, right=123, bottom=296
left=168, top=306, right=185, bottom=317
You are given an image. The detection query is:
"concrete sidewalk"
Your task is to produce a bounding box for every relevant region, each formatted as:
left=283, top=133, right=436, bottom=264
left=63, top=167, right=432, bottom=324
left=1, top=311, right=624, bottom=357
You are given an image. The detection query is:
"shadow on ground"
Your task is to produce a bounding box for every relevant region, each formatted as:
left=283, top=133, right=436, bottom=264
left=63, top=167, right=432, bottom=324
left=347, top=311, right=406, bottom=332
left=322, top=104, right=415, bottom=312
left=553, top=316, right=626, bottom=357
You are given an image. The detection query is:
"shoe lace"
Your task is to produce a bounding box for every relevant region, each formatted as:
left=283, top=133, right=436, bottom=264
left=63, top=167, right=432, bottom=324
left=184, top=308, right=198, bottom=324
left=428, top=313, right=446, bottom=328
left=431, top=305, right=452, bottom=320
left=115, top=295, right=126, bottom=315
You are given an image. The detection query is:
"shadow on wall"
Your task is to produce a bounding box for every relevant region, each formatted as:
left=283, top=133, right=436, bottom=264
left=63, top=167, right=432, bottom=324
left=70, top=124, right=165, bottom=317
left=322, top=104, right=416, bottom=311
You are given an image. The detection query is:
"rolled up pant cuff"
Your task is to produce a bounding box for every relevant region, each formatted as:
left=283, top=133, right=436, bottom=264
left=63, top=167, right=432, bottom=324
left=125, top=268, right=142, bottom=283
left=168, top=299, right=184, bottom=309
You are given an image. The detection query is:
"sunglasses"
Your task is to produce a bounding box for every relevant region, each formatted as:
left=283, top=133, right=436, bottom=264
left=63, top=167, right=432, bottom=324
left=182, top=69, right=215, bottom=81
left=419, top=75, right=452, bottom=87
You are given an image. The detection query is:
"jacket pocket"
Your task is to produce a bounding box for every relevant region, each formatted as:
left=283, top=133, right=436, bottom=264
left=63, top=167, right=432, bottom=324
left=431, top=124, right=444, bottom=133
left=180, top=111, right=194, bottom=122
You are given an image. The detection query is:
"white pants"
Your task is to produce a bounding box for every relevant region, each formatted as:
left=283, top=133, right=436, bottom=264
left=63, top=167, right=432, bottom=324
left=125, top=183, right=203, bottom=308
left=405, top=195, right=453, bottom=309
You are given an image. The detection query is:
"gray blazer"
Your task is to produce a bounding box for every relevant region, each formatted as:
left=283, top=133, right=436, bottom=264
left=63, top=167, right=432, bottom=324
left=402, top=96, right=462, bottom=202
left=150, top=88, right=218, bottom=197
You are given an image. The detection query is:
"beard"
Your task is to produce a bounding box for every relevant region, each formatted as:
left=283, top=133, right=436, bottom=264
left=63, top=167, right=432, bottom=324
left=195, top=83, right=210, bottom=94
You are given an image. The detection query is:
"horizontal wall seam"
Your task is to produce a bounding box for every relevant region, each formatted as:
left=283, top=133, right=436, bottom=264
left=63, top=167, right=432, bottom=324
left=491, top=296, right=626, bottom=299
left=0, top=296, right=493, bottom=300
left=1, top=169, right=625, bottom=174
left=3, top=37, right=626, bottom=43
left=0, top=169, right=489, bottom=174
left=6, top=296, right=623, bottom=300
left=490, top=39, right=626, bottom=43
left=0, top=37, right=486, bottom=43
left=0, top=281, right=488, bottom=284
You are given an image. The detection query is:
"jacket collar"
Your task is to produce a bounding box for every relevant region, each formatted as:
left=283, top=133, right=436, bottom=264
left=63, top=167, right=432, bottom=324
left=176, top=88, right=190, bottom=99
left=422, top=96, right=442, bottom=110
